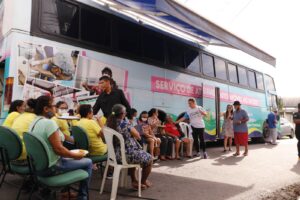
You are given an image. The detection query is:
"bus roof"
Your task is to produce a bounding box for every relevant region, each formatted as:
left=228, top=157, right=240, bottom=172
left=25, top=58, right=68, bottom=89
left=80, top=0, right=276, bottom=67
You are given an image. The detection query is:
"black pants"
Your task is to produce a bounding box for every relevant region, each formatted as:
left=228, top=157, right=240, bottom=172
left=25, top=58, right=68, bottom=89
left=192, top=127, right=206, bottom=153
left=296, top=131, right=300, bottom=157
left=160, top=135, right=173, bottom=156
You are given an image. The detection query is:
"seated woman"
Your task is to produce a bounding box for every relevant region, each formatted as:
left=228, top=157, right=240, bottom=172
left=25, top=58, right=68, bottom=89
left=52, top=101, right=71, bottom=136
left=11, top=98, right=37, bottom=162
left=2, top=100, right=26, bottom=128
left=165, top=115, right=192, bottom=159
left=137, top=111, right=161, bottom=159
left=128, top=108, right=138, bottom=126
left=148, top=108, right=173, bottom=161
left=29, top=95, right=92, bottom=200
left=107, top=104, right=152, bottom=189
left=51, top=101, right=75, bottom=149
left=77, top=104, right=107, bottom=156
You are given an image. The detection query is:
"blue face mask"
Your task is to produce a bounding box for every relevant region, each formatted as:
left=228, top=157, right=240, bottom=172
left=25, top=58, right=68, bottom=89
left=46, top=111, right=55, bottom=119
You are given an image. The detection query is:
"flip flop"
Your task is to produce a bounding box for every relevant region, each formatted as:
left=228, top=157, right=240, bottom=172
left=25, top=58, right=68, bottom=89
left=132, top=183, right=147, bottom=190
left=144, top=180, right=152, bottom=188
left=243, top=152, right=248, bottom=156
left=233, top=153, right=240, bottom=156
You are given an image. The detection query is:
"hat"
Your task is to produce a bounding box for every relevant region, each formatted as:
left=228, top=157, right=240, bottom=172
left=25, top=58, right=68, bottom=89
left=233, top=101, right=241, bottom=106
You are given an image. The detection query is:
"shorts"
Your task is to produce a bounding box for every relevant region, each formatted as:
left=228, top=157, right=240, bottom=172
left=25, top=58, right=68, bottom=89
left=234, top=132, right=248, bottom=146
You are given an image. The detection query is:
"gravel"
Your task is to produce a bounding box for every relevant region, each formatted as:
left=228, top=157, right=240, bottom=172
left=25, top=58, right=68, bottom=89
left=261, top=183, right=300, bottom=200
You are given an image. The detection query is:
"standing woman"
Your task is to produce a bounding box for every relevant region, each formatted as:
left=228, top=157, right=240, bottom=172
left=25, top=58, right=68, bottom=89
left=222, top=105, right=234, bottom=152
left=107, top=104, right=153, bottom=189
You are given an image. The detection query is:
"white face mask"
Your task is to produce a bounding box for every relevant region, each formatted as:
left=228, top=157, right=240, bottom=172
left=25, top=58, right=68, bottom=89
left=141, top=118, right=148, bottom=122
left=58, top=109, right=68, bottom=115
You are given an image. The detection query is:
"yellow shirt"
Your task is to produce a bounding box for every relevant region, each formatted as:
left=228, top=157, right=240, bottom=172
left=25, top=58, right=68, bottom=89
left=11, top=112, right=37, bottom=160
left=77, top=118, right=107, bottom=156
left=52, top=115, right=71, bottom=136
left=70, top=114, right=81, bottom=126
left=3, top=111, right=20, bottom=128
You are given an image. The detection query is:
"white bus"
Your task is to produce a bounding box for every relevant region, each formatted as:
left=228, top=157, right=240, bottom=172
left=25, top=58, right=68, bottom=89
left=0, top=0, right=279, bottom=140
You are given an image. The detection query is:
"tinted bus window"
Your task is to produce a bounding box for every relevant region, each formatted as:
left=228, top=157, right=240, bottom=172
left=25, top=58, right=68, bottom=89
left=238, top=67, right=248, bottom=86
left=256, top=73, right=264, bottom=90
left=202, top=54, right=214, bottom=77
left=228, top=63, right=238, bottom=83
left=167, top=40, right=185, bottom=67
left=81, top=8, right=111, bottom=47
left=185, top=48, right=200, bottom=73
left=248, top=71, right=256, bottom=88
left=40, top=0, right=79, bottom=38
left=116, top=20, right=141, bottom=56
left=265, top=75, right=276, bottom=91
left=142, top=30, right=165, bottom=62
left=215, top=58, right=227, bottom=80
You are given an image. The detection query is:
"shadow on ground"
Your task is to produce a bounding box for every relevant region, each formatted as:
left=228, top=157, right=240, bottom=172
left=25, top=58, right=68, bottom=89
left=0, top=168, right=253, bottom=200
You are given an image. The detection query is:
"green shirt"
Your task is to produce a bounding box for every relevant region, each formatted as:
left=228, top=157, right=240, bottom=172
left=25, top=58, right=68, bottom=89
left=29, top=116, right=60, bottom=167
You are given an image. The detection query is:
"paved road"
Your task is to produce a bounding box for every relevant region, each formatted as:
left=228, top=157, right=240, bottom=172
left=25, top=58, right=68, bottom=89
left=1, top=138, right=300, bottom=200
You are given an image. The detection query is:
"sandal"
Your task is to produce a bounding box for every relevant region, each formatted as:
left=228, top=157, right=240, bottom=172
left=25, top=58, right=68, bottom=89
left=143, top=180, right=152, bottom=188
left=233, top=153, right=240, bottom=156
left=132, top=182, right=147, bottom=190
left=243, top=152, right=248, bottom=156
left=223, top=149, right=227, bottom=153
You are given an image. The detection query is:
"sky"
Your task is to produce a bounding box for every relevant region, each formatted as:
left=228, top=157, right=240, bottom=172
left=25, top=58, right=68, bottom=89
left=176, top=0, right=300, bottom=97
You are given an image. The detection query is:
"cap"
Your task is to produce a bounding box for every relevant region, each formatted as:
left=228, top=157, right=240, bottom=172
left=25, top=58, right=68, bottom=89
left=233, top=101, right=241, bottom=106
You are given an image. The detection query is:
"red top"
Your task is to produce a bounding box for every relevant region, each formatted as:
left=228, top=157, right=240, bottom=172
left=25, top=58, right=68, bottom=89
left=164, top=123, right=181, bottom=137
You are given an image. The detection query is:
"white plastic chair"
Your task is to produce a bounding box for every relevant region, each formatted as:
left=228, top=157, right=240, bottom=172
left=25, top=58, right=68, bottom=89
left=179, top=122, right=194, bottom=156
left=100, top=127, right=142, bottom=200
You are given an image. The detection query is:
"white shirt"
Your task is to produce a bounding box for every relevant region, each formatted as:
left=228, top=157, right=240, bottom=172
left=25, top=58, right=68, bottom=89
left=184, top=106, right=206, bottom=128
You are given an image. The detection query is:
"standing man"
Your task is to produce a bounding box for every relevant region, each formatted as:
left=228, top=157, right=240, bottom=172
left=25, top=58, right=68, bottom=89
left=177, top=98, right=208, bottom=159
left=93, top=76, right=130, bottom=118
left=266, top=109, right=278, bottom=145
left=232, top=101, right=249, bottom=156
left=293, top=103, right=300, bottom=160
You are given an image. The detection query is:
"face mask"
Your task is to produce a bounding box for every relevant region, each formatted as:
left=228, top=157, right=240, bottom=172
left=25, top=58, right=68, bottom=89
left=58, top=109, right=68, bottom=115
left=141, top=118, right=148, bottom=122
left=46, top=111, right=55, bottom=119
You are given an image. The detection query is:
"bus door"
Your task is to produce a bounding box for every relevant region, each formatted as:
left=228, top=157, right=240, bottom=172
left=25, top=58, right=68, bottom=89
left=215, top=87, right=221, bottom=138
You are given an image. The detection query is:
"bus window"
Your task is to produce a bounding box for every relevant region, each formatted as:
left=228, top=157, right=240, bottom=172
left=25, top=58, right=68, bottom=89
left=40, top=0, right=79, bottom=38
left=167, top=39, right=185, bottom=67
left=185, top=48, right=200, bottom=73
left=248, top=71, right=256, bottom=88
left=238, top=67, right=248, bottom=86
left=228, top=63, right=238, bottom=83
left=116, top=20, right=141, bottom=56
left=215, top=58, right=227, bottom=80
left=142, top=30, right=165, bottom=62
left=202, top=54, right=214, bottom=77
left=81, top=8, right=111, bottom=47
left=256, top=73, right=264, bottom=90
left=265, top=75, right=276, bottom=91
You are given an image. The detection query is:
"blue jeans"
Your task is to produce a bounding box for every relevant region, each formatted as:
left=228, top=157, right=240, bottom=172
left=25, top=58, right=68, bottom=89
left=56, top=157, right=93, bottom=199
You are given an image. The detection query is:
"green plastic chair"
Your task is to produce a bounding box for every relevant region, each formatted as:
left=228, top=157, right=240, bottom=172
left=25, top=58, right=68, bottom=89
left=23, top=133, right=89, bottom=199
left=0, top=126, right=30, bottom=199
left=72, top=126, right=107, bottom=167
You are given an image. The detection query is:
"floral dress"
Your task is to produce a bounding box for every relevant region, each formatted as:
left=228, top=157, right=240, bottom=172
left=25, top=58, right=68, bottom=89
left=115, top=120, right=152, bottom=167
left=223, top=115, right=234, bottom=137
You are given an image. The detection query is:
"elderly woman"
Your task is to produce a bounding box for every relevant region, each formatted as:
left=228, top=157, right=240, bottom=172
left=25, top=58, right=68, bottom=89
left=29, top=95, right=92, bottom=200
left=106, top=104, right=153, bottom=189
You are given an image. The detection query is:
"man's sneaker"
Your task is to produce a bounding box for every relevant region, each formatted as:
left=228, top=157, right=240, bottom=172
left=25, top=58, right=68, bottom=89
left=106, top=171, right=113, bottom=180
left=203, top=152, right=208, bottom=159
